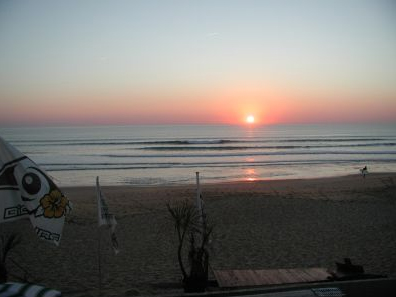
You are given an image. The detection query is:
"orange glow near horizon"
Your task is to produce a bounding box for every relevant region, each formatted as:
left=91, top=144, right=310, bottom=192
left=1, top=83, right=396, bottom=126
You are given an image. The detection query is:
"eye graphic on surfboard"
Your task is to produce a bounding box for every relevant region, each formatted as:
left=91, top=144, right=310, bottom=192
left=15, top=164, right=51, bottom=202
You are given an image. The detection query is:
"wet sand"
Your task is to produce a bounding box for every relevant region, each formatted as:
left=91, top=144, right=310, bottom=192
left=3, top=173, right=396, bottom=296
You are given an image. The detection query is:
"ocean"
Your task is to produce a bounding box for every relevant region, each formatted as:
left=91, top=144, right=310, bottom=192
left=1, top=124, right=395, bottom=186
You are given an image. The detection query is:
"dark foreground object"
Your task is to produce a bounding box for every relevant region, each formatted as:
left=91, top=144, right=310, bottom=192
left=166, top=278, right=396, bottom=297
left=328, top=258, right=386, bottom=281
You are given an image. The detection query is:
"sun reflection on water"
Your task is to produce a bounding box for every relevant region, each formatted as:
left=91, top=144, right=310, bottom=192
left=244, top=168, right=258, bottom=182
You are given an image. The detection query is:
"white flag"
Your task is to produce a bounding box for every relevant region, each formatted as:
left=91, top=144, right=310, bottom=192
left=195, top=172, right=206, bottom=227
left=96, top=176, right=119, bottom=254
left=0, top=137, right=71, bottom=245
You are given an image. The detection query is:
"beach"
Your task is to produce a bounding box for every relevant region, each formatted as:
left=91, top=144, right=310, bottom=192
left=3, top=173, right=396, bottom=296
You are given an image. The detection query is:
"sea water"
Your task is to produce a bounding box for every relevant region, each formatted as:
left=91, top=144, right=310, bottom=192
left=0, top=124, right=395, bottom=186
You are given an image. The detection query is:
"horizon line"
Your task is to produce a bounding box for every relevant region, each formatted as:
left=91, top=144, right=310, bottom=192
left=1, top=121, right=396, bottom=129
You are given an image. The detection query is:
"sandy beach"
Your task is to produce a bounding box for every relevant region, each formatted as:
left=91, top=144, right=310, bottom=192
left=3, top=173, right=396, bottom=296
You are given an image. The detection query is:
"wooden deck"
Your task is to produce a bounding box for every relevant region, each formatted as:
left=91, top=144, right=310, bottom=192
left=213, top=268, right=332, bottom=288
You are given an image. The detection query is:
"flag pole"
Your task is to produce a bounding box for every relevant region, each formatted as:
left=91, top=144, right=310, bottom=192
left=97, top=226, right=102, bottom=297
left=196, top=171, right=207, bottom=248
left=96, top=176, right=102, bottom=297
left=195, top=172, right=202, bottom=224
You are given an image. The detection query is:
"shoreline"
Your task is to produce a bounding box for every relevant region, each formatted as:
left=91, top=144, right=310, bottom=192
left=61, top=171, right=396, bottom=191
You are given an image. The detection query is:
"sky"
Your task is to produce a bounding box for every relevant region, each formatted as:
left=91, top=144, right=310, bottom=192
left=0, top=0, right=395, bottom=126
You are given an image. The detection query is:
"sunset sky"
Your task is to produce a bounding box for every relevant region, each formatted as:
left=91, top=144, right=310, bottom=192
left=0, top=0, right=395, bottom=126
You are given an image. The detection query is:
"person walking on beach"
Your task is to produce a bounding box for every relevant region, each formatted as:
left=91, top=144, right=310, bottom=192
left=360, top=166, right=368, bottom=178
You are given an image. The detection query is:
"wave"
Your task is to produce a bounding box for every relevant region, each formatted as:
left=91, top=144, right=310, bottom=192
left=13, top=139, right=239, bottom=146
left=12, top=137, right=396, bottom=147
left=139, top=142, right=396, bottom=151
left=280, top=138, right=394, bottom=142
left=42, top=158, right=396, bottom=171
left=97, top=150, right=396, bottom=159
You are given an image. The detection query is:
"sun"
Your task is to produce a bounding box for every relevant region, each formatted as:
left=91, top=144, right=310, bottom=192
left=246, top=115, right=255, bottom=124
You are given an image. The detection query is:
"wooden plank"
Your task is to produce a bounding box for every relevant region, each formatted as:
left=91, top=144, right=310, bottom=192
left=300, top=268, right=330, bottom=282
left=255, top=269, right=275, bottom=285
left=307, top=267, right=331, bottom=280
left=251, top=269, right=263, bottom=286
left=250, top=270, right=260, bottom=285
left=213, top=268, right=330, bottom=288
left=213, top=270, right=237, bottom=287
left=270, top=269, right=284, bottom=284
left=212, top=270, right=226, bottom=287
left=301, top=268, right=318, bottom=282
left=277, top=269, right=297, bottom=284
left=261, top=269, right=283, bottom=285
left=301, top=269, right=318, bottom=282
left=285, top=269, right=307, bottom=283
left=228, top=270, right=241, bottom=287
left=297, top=269, right=315, bottom=282
left=234, top=270, right=248, bottom=286
left=238, top=269, right=258, bottom=286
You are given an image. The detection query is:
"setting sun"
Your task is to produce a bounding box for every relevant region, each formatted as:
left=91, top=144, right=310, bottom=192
left=246, top=115, right=255, bottom=124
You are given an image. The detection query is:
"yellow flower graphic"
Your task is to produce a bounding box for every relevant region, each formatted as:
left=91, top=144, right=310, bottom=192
left=40, top=190, right=69, bottom=218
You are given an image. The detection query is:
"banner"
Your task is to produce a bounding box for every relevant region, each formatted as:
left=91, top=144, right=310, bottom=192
left=96, top=176, right=119, bottom=254
left=0, top=137, right=71, bottom=245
